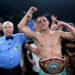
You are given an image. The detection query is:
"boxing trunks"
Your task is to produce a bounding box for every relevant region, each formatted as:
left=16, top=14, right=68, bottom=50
left=39, top=57, right=65, bottom=74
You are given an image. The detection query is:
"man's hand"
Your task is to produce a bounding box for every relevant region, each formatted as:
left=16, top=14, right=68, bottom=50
left=26, top=7, right=37, bottom=16
left=30, top=7, right=37, bottom=14
left=58, top=21, right=70, bottom=27
left=25, top=43, right=32, bottom=50
left=57, top=21, right=65, bottom=28
left=51, top=15, right=57, bottom=21
left=30, top=60, right=36, bottom=65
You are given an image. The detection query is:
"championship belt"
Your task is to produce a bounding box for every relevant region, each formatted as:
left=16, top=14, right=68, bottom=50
left=39, top=57, right=65, bottom=74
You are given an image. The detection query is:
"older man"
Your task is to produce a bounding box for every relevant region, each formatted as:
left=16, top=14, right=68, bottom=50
left=0, top=21, right=29, bottom=75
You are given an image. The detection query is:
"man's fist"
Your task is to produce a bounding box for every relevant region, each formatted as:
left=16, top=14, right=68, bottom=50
left=26, top=7, right=37, bottom=17
left=51, top=15, right=57, bottom=21
left=28, top=6, right=37, bottom=14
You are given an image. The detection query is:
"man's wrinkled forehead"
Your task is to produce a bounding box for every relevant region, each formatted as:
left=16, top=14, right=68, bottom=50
left=37, top=16, right=47, bottom=22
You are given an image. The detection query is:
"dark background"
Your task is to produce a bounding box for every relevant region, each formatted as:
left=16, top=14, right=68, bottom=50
left=0, top=0, right=75, bottom=21
left=0, top=0, right=75, bottom=32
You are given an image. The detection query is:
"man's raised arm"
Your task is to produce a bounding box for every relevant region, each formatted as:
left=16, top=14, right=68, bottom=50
left=57, top=21, right=75, bottom=39
left=18, top=7, right=37, bottom=38
left=18, top=7, right=37, bottom=31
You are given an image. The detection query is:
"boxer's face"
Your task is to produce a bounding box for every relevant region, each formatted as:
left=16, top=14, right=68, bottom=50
left=37, top=16, right=49, bottom=31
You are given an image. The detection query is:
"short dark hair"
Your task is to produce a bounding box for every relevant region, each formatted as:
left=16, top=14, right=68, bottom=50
left=37, top=15, right=45, bottom=19
left=0, top=18, right=4, bottom=23
left=37, top=15, right=48, bottom=22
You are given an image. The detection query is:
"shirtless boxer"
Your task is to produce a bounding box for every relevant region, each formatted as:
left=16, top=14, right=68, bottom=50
left=18, top=7, right=75, bottom=75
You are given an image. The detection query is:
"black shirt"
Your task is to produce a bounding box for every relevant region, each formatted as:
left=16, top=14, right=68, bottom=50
left=61, top=38, right=75, bottom=55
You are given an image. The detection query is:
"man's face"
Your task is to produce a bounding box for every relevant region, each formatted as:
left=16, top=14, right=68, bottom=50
left=3, top=22, right=14, bottom=36
left=50, top=24, right=58, bottom=31
left=37, top=17, right=49, bottom=30
left=0, top=23, right=3, bottom=31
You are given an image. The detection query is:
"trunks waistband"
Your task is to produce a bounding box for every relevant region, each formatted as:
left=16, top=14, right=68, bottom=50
left=39, top=57, right=65, bottom=61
